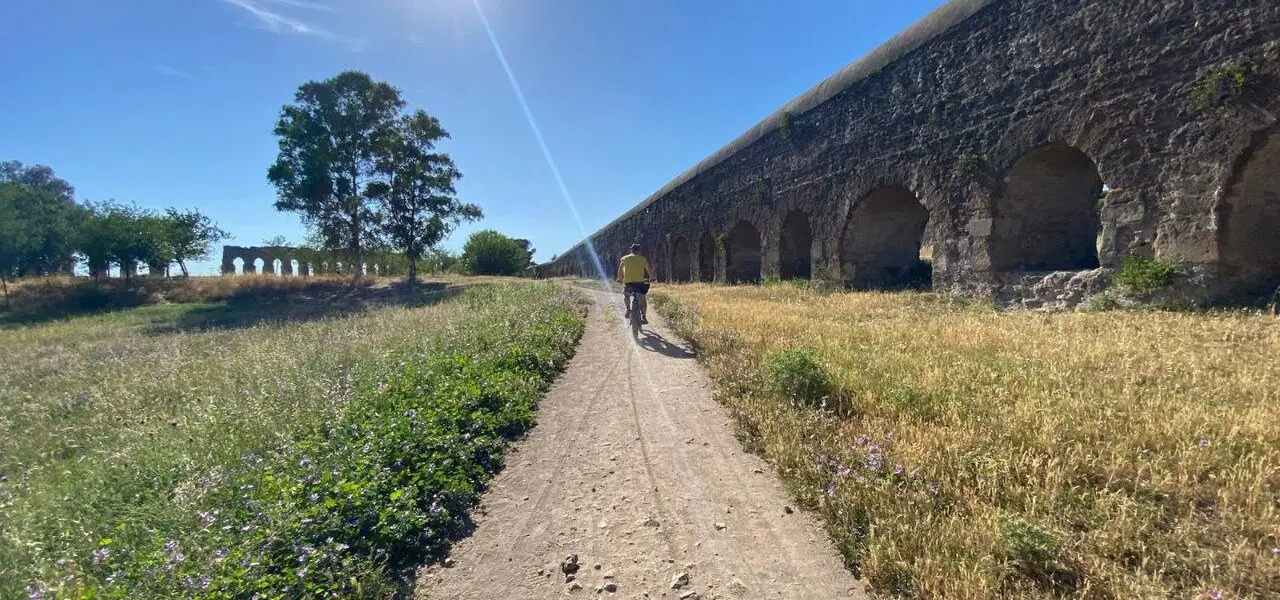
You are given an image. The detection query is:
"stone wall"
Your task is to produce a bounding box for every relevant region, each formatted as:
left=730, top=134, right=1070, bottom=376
left=536, top=0, right=1280, bottom=305
left=219, top=246, right=400, bottom=277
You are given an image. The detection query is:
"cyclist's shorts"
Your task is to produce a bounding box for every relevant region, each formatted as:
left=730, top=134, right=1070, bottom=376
left=624, top=282, right=651, bottom=295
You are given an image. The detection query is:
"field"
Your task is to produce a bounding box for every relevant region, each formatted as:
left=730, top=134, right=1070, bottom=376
left=0, top=277, right=584, bottom=598
left=652, top=284, right=1279, bottom=599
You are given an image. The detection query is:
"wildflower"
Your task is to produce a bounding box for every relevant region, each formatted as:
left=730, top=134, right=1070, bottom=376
left=885, top=430, right=894, bottom=441
left=164, top=540, right=185, bottom=564
left=26, top=584, right=46, bottom=600
left=1198, top=439, right=1211, bottom=449
left=92, top=547, right=110, bottom=564
left=835, top=465, right=852, bottom=478
left=214, top=549, right=228, bottom=562
left=334, top=543, right=350, bottom=553
left=865, top=450, right=884, bottom=471
left=1207, top=589, right=1222, bottom=600
left=1273, top=547, right=1279, bottom=554
left=821, top=483, right=836, bottom=497
left=55, top=558, right=67, bottom=568
left=926, top=481, right=940, bottom=496
left=297, top=567, right=308, bottom=579
left=198, top=511, right=217, bottom=526
left=853, top=435, right=868, bottom=447
left=893, top=464, right=905, bottom=476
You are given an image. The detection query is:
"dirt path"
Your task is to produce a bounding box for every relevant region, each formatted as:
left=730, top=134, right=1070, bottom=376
left=416, top=285, right=865, bottom=600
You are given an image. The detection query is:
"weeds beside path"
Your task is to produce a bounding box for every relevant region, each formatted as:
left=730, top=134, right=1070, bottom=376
left=653, top=284, right=1279, bottom=599
left=0, top=281, right=584, bottom=598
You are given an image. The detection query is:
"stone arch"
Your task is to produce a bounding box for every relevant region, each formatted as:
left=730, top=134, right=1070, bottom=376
left=991, top=143, right=1102, bottom=272
left=1219, top=127, right=1280, bottom=293
left=840, top=186, right=931, bottom=288
left=698, top=233, right=715, bottom=282
left=290, top=259, right=300, bottom=276
left=726, top=221, right=762, bottom=283
left=779, top=210, right=813, bottom=279
left=233, top=257, right=245, bottom=275
left=671, top=237, right=692, bottom=282
left=272, top=258, right=283, bottom=276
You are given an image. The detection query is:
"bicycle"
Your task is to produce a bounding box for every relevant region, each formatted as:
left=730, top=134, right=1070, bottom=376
left=625, top=279, right=651, bottom=339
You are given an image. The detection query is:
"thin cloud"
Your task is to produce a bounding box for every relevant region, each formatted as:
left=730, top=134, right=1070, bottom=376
left=154, top=66, right=201, bottom=81
left=219, top=0, right=363, bottom=49
left=261, top=0, right=332, bottom=11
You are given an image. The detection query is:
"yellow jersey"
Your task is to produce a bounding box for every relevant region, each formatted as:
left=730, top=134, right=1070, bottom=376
left=619, top=254, right=649, bottom=283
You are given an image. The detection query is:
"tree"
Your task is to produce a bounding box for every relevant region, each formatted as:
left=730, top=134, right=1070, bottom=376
left=268, top=71, right=405, bottom=282
left=460, top=230, right=531, bottom=276
left=76, top=201, right=155, bottom=281
left=513, top=238, right=536, bottom=268
left=376, top=111, right=481, bottom=281
left=165, top=208, right=229, bottom=277
left=0, top=162, right=81, bottom=276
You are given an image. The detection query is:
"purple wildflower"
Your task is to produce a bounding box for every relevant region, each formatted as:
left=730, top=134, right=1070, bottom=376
left=164, top=540, right=185, bottom=564
left=1198, top=439, right=1211, bottom=449
left=1207, top=589, right=1222, bottom=600
left=926, top=481, right=940, bottom=496
left=92, top=547, right=110, bottom=564
left=199, top=511, right=216, bottom=526
left=885, top=430, right=895, bottom=441
left=296, top=567, right=308, bottom=579
left=55, top=558, right=67, bottom=568
left=821, top=483, right=836, bottom=497
left=865, top=450, right=884, bottom=471
left=893, top=464, right=905, bottom=476
left=26, top=584, right=46, bottom=600
left=836, top=465, right=853, bottom=478
left=854, top=435, right=868, bottom=447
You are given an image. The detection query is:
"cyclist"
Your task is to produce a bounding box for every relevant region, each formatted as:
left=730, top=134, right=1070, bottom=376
left=618, top=243, right=653, bottom=324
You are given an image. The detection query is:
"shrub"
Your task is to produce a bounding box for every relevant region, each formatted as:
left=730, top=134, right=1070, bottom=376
left=762, top=347, right=831, bottom=407
left=1112, top=254, right=1179, bottom=295
left=459, top=230, right=532, bottom=275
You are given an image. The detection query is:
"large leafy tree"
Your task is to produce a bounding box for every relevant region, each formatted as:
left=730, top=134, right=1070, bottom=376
left=460, top=229, right=532, bottom=276
left=268, top=71, right=405, bottom=281
left=164, top=208, right=229, bottom=277
left=376, top=111, right=481, bottom=281
left=0, top=162, right=81, bottom=276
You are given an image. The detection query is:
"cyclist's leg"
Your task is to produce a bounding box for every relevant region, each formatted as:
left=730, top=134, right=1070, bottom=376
left=639, top=292, right=648, bottom=323
left=623, top=285, right=633, bottom=317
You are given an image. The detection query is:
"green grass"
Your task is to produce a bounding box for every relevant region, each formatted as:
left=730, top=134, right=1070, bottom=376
left=0, top=281, right=584, bottom=598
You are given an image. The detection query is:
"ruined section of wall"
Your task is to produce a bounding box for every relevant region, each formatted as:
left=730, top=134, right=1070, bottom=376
left=537, top=0, right=1280, bottom=306
left=219, top=246, right=403, bottom=277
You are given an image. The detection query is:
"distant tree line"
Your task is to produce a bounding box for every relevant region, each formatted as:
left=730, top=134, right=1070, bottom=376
left=0, top=161, right=228, bottom=300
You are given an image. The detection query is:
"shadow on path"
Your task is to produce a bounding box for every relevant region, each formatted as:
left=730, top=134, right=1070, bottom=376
left=637, top=329, right=697, bottom=359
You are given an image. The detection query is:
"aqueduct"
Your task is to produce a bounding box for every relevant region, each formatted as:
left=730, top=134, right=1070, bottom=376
left=535, top=0, right=1280, bottom=305
left=220, top=246, right=398, bottom=277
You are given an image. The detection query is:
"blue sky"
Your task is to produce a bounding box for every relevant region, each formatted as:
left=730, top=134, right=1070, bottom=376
left=1, top=0, right=946, bottom=275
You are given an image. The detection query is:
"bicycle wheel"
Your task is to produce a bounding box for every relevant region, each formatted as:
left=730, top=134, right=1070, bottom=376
left=630, top=298, right=642, bottom=338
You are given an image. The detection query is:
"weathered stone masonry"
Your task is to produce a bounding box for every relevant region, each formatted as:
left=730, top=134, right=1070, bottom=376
left=536, top=0, right=1280, bottom=305
left=219, top=245, right=396, bottom=277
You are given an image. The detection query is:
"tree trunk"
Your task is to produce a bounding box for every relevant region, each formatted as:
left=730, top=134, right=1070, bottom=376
left=407, top=258, right=417, bottom=283
left=350, top=210, right=363, bottom=283
left=1, top=275, right=9, bottom=307
left=178, top=259, right=190, bottom=277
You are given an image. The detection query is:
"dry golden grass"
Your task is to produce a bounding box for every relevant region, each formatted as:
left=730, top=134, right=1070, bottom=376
left=653, top=283, right=1279, bottom=599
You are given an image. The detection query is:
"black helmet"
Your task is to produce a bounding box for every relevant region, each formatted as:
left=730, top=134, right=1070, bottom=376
left=630, top=243, right=641, bottom=252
